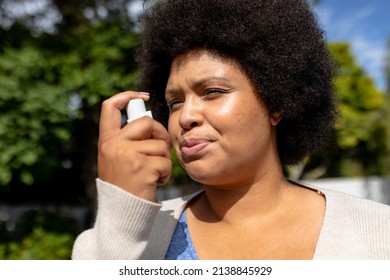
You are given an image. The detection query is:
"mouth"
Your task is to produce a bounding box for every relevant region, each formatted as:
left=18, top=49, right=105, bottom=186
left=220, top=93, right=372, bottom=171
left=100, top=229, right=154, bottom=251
left=180, top=138, right=212, bottom=157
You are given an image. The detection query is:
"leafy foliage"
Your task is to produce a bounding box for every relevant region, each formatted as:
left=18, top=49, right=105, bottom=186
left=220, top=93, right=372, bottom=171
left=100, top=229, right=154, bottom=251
left=0, top=227, right=75, bottom=260
left=298, top=43, right=389, bottom=178
left=0, top=45, right=71, bottom=186
left=0, top=209, right=79, bottom=260
left=0, top=1, right=141, bottom=191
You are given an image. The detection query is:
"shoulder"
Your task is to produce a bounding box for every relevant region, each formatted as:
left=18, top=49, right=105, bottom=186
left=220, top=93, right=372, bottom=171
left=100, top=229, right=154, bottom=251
left=322, top=189, right=390, bottom=259
left=293, top=180, right=390, bottom=259
left=292, top=179, right=390, bottom=217
left=321, top=187, right=390, bottom=221
left=297, top=180, right=390, bottom=231
left=297, top=182, right=390, bottom=259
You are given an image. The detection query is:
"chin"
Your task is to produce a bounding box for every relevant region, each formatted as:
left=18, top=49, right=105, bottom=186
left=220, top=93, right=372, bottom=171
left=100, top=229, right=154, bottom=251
left=185, top=168, right=215, bottom=185
left=185, top=168, right=231, bottom=187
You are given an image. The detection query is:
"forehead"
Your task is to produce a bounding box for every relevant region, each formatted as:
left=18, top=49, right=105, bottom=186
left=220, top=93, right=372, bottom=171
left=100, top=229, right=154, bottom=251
left=165, top=49, right=257, bottom=95
left=166, top=51, right=234, bottom=94
left=172, top=49, right=242, bottom=71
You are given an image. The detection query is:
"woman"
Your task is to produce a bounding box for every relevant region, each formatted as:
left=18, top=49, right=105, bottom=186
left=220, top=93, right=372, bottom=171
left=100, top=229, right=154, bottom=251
left=72, top=0, right=390, bottom=259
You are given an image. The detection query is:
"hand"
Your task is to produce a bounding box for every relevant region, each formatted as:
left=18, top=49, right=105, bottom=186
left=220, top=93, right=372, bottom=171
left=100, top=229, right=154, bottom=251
left=97, top=91, right=172, bottom=202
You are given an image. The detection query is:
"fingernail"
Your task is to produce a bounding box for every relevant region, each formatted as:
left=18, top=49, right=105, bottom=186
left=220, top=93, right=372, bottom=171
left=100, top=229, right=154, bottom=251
left=139, top=92, right=150, bottom=96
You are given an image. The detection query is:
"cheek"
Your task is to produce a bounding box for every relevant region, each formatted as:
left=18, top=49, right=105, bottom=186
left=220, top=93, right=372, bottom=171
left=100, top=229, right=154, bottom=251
left=216, top=96, right=240, bottom=118
left=215, top=97, right=269, bottom=133
left=206, top=97, right=244, bottom=132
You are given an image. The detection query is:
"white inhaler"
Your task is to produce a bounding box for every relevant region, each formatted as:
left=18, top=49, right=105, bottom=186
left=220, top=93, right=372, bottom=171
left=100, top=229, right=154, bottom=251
left=126, top=99, right=153, bottom=123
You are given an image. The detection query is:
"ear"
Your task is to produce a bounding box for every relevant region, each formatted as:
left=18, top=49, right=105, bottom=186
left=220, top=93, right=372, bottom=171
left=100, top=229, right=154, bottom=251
left=270, top=112, right=282, bottom=126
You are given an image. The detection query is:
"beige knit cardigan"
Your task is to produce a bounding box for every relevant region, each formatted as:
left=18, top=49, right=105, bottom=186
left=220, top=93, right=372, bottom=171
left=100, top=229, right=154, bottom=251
left=72, top=179, right=390, bottom=260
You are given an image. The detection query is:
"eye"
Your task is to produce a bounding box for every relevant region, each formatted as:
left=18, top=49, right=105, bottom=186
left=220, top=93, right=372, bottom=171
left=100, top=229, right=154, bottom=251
left=203, top=88, right=226, bottom=100
left=167, top=99, right=183, bottom=111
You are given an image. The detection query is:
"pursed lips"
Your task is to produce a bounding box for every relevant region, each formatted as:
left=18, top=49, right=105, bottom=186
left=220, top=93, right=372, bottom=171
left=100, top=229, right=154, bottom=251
left=180, top=138, right=212, bottom=157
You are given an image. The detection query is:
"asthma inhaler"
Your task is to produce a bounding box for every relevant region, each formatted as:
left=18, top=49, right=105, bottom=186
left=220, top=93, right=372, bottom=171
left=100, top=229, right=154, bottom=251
left=126, top=99, right=153, bottom=123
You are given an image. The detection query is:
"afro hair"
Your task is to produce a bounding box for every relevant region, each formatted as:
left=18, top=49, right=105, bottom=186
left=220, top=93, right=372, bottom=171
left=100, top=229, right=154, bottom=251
left=138, top=0, right=337, bottom=165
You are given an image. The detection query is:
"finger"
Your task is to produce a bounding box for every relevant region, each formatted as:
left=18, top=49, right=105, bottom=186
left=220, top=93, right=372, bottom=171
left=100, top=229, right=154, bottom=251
left=123, top=117, right=171, bottom=144
left=99, top=91, right=150, bottom=141
left=134, top=139, right=171, bottom=159
left=147, top=156, right=172, bottom=186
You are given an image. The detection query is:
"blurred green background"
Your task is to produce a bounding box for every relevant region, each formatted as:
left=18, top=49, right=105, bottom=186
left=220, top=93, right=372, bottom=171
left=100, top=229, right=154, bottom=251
left=0, top=0, right=389, bottom=259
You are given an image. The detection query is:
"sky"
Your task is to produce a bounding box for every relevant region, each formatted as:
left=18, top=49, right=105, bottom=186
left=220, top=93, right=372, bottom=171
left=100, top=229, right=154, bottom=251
left=313, top=0, right=390, bottom=91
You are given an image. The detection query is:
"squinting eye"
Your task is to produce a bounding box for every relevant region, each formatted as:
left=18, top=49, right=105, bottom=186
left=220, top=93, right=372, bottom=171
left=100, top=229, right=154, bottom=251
left=203, top=88, right=225, bottom=100
left=167, top=99, right=183, bottom=110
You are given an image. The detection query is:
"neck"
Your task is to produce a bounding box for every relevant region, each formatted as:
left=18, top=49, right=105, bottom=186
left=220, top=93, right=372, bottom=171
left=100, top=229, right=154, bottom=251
left=195, top=172, right=292, bottom=225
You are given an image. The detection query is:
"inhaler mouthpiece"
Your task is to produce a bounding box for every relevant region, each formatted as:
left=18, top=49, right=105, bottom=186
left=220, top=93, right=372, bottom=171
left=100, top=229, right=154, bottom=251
left=127, top=99, right=152, bottom=123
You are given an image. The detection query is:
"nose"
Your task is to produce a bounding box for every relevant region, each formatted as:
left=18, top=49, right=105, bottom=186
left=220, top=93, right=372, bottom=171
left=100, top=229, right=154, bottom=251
left=178, top=96, right=204, bottom=130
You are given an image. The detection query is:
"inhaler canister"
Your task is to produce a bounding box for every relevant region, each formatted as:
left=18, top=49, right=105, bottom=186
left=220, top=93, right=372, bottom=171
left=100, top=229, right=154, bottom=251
left=126, top=99, right=153, bottom=123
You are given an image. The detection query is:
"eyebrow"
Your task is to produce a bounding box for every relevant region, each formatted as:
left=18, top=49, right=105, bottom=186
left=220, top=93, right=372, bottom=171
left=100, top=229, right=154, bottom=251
left=165, top=76, right=230, bottom=96
left=193, top=76, right=230, bottom=88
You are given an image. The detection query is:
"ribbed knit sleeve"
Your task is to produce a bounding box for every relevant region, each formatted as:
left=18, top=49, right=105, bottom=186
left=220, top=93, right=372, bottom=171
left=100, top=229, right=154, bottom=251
left=314, top=189, right=390, bottom=259
left=72, top=179, right=162, bottom=259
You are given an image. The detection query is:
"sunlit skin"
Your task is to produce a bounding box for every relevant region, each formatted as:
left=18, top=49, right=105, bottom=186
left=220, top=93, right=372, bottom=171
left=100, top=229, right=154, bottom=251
left=165, top=49, right=326, bottom=259
left=166, top=50, right=282, bottom=188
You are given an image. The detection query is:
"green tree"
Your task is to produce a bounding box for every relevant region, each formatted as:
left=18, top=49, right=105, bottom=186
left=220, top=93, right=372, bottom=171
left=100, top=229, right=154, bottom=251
left=0, top=209, right=79, bottom=259
left=0, top=45, right=71, bottom=186
left=293, top=42, right=389, bottom=179
left=0, top=0, right=142, bottom=212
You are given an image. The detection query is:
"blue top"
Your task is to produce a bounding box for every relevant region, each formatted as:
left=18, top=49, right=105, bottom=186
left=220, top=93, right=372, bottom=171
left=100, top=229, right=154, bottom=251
left=165, top=211, right=199, bottom=260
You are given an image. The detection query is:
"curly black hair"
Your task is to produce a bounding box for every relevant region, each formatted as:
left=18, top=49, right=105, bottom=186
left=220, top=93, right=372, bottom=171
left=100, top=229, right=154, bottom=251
left=138, top=0, right=337, bottom=165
